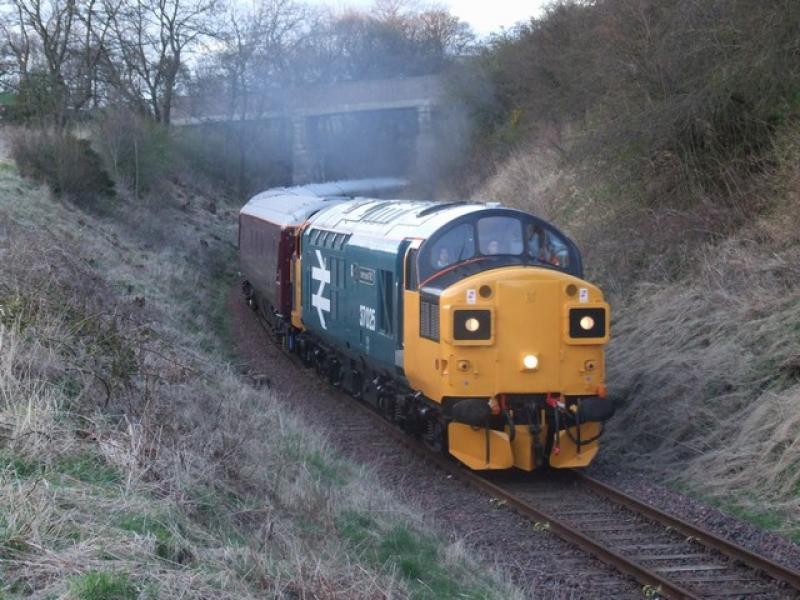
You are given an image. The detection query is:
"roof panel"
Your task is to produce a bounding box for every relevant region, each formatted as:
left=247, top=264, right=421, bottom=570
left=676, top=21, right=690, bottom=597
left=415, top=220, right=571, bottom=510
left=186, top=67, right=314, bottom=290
left=307, top=199, right=488, bottom=243
left=239, top=178, right=408, bottom=226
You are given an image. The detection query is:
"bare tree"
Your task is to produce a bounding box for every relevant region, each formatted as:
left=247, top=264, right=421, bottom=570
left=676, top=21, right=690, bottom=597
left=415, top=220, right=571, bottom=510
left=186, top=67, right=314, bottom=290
left=185, top=0, right=310, bottom=194
left=2, top=0, right=80, bottom=125
left=104, top=0, right=221, bottom=124
left=0, top=0, right=118, bottom=124
left=292, top=1, right=474, bottom=83
left=215, top=0, right=309, bottom=120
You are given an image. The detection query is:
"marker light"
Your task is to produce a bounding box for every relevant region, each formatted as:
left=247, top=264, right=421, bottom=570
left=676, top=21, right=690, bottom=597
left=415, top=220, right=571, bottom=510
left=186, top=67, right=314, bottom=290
left=579, top=315, right=595, bottom=331
left=465, top=317, right=480, bottom=332
left=523, top=354, right=539, bottom=370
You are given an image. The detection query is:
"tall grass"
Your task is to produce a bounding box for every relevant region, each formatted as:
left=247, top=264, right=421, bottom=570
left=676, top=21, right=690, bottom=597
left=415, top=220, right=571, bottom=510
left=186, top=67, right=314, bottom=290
left=0, top=152, right=520, bottom=597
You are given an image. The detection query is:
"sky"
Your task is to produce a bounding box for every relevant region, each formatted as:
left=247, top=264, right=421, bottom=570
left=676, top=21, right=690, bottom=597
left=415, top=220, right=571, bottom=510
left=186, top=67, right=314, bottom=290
left=444, top=0, right=549, bottom=36
left=311, top=0, right=550, bottom=36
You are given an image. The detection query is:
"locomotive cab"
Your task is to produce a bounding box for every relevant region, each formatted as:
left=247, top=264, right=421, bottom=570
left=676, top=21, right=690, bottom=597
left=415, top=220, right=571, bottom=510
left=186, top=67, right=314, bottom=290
left=402, top=209, right=614, bottom=471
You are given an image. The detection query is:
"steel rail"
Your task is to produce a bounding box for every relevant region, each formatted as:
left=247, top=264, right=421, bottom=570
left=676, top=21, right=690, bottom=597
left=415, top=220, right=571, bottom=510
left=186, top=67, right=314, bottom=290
left=247, top=303, right=797, bottom=599
left=339, top=396, right=698, bottom=599
left=575, top=472, right=800, bottom=592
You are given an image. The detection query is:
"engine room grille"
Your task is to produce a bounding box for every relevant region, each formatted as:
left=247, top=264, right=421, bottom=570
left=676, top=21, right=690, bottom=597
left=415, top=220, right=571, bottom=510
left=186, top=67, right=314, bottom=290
left=420, top=297, right=440, bottom=341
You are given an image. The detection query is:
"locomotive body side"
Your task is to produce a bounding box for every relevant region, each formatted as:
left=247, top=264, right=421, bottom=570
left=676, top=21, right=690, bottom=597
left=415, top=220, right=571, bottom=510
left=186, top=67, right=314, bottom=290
left=299, top=227, right=406, bottom=375
left=296, top=200, right=481, bottom=379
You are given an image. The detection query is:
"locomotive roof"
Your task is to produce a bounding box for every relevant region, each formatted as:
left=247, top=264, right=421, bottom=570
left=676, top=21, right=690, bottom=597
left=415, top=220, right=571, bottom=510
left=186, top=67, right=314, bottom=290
left=307, top=198, right=492, bottom=245
left=240, top=178, right=407, bottom=226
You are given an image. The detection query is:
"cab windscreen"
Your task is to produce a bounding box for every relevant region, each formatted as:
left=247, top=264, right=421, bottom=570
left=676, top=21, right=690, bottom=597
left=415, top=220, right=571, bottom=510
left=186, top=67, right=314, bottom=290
left=454, top=310, right=491, bottom=340
left=569, top=307, right=606, bottom=338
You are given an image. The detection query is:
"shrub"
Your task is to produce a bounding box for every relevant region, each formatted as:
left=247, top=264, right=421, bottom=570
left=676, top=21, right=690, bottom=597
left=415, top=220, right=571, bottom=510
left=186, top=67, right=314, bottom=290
left=10, top=128, right=114, bottom=207
left=457, top=0, right=800, bottom=213
left=170, top=122, right=292, bottom=198
left=95, top=109, right=173, bottom=198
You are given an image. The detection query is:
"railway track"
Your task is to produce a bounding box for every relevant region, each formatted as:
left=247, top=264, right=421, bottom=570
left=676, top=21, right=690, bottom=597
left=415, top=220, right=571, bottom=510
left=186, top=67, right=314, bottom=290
left=483, top=471, right=800, bottom=599
left=250, top=309, right=800, bottom=599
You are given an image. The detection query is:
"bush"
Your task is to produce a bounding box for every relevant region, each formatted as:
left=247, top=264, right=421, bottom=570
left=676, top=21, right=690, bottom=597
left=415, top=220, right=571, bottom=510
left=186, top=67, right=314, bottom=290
left=10, top=128, right=114, bottom=207
left=457, top=0, right=800, bottom=212
left=171, top=122, right=292, bottom=198
left=95, top=109, right=173, bottom=197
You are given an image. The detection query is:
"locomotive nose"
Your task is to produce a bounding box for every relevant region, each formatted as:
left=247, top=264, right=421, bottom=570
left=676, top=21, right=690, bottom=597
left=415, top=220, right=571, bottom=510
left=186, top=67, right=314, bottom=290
left=445, top=275, right=608, bottom=397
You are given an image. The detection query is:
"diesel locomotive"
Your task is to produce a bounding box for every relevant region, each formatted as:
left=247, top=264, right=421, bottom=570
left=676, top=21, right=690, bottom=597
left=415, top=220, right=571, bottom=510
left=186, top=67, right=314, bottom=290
left=239, top=179, right=614, bottom=471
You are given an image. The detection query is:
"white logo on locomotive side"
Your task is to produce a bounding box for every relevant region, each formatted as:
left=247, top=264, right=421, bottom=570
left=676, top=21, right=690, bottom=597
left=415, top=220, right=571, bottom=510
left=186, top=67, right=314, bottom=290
left=359, top=305, right=376, bottom=331
left=312, top=250, right=331, bottom=329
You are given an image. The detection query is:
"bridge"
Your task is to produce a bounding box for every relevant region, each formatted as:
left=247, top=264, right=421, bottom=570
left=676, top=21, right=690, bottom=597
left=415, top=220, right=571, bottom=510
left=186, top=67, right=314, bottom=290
left=173, top=75, right=446, bottom=185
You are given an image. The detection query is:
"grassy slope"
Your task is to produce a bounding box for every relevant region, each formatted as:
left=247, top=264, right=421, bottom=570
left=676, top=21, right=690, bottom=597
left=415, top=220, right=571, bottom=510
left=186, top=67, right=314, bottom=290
left=479, top=127, right=800, bottom=540
left=0, top=158, right=520, bottom=599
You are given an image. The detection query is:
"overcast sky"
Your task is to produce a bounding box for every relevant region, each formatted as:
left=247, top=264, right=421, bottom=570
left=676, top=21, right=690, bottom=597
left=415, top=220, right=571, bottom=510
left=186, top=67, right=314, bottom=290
left=309, top=0, right=550, bottom=36
left=444, top=0, right=549, bottom=35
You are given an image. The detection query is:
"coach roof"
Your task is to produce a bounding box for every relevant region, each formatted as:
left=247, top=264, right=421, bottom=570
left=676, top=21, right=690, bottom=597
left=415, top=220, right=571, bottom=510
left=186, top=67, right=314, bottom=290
left=239, top=178, right=407, bottom=227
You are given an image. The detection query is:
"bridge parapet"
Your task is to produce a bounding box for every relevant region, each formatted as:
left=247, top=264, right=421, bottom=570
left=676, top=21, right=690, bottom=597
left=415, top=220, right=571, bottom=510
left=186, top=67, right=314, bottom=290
left=173, top=75, right=444, bottom=124
left=173, top=75, right=446, bottom=185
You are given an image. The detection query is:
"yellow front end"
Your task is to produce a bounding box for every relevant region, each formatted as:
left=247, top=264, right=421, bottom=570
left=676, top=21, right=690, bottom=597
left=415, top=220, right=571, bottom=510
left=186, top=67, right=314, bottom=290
left=403, top=266, right=611, bottom=471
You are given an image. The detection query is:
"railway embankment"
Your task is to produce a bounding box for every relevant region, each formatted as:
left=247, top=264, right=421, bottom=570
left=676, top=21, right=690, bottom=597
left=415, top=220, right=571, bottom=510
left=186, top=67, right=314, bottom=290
left=478, top=123, right=800, bottom=545
left=0, top=152, right=518, bottom=598
left=452, top=1, right=800, bottom=545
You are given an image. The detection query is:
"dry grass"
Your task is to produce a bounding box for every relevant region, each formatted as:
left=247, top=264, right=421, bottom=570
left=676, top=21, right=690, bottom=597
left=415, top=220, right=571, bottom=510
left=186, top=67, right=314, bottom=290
left=0, top=156, right=520, bottom=598
left=478, top=124, right=800, bottom=538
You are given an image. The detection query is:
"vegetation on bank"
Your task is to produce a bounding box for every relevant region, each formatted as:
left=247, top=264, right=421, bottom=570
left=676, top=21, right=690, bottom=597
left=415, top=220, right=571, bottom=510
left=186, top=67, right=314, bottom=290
left=0, top=148, right=518, bottom=598
left=460, top=0, right=800, bottom=537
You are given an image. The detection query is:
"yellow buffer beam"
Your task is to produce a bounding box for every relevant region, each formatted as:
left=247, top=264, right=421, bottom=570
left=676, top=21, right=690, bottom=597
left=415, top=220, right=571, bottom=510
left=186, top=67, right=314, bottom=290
left=549, top=422, right=601, bottom=468
left=448, top=423, right=513, bottom=470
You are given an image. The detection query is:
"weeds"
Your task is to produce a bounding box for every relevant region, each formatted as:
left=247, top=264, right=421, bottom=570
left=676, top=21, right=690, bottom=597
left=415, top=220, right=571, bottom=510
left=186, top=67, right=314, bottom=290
left=69, top=571, right=138, bottom=600
left=338, top=511, right=495, bottom=599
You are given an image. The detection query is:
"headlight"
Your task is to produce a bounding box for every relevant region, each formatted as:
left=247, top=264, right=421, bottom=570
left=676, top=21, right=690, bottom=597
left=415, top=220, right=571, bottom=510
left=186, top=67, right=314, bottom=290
left=454, top=310, right=491, bottom=341
left=569, top=308, right=606, bottom=338
left=522, top=354, right=539, bottom=370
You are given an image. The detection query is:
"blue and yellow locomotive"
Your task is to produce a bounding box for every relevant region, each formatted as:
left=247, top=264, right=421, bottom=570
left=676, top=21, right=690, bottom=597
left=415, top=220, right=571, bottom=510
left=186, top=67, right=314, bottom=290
left=239, top=180, right=614, bottom=471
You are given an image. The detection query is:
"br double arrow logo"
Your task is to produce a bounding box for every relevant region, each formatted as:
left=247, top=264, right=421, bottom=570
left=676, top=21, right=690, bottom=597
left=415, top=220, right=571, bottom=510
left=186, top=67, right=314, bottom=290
left=311, top=249, right=331, bottom=330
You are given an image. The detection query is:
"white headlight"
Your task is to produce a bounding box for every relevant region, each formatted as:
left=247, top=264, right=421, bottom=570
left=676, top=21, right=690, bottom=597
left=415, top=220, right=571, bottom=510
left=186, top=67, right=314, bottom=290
left=579, top=316, right=595, bottom=331
left=523, top=354, right=539, bottom=370
left=465, top=317, right=480, bottom=332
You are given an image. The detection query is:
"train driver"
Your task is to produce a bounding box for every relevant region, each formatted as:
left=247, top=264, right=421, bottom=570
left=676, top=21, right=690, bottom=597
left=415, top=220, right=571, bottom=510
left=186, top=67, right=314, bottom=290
left=435, top=246, right=452, bottom=268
